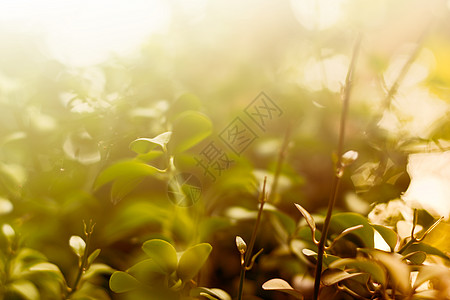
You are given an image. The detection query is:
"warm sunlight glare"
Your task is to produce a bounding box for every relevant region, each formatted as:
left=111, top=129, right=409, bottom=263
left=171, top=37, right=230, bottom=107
left=0, top=0, right=172, bottom=67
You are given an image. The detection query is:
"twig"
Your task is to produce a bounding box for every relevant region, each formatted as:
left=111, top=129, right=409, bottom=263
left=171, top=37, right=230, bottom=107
left=237, top=177, right=267, bottom=300
left=313, top=34, right=362, bottom=300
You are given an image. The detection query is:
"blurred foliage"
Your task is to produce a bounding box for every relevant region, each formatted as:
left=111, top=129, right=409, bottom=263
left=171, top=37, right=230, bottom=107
left=1, top=0, right=450, bottom=299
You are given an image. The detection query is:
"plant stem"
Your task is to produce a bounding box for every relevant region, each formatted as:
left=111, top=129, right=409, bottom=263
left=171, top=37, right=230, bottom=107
left=67, top=220, right=95, bottom=298
left=270, top=125, right=292, bottom=204
left=237, top=177, right=267, bottom=300
left=313, top=35, right=362, bottom=300
left=381, top=25, right=430, bottom=112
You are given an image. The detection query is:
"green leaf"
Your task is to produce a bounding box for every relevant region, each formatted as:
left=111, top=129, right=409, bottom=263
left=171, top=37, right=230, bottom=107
left=371, top=224, right=398, bottom=251
left=321, top=268, right=364, bottom=286
left=69, top=235, right=86, bottom=258
left=330, top=213, right=374, bottom=248
left=87, top=249, right=101, bottom=268
left=412, top=290, right=439, bottom=299
left=170, top=111, right=212, bottom=153
left=262, top=278, right=303, bottom=299
left=190, top=287, right=232, bottom=300
left=103, top=201, right=169, bottom=243
left=169, top=93, right=202, bottom=118
left=225, top=206, right=257, bottom=220
left=0, top=163, right=26, bottom=198
left=264, top=204, right=297, bottom=237
left=294, top=203, right=316, bottom=233
left=130, top=132, right=172, bottom=154
left=301, top=249, right=339, bottom=266
left=94, top=160, right=162, bottom=203
left=369, top=250, right=410, bottom=294
left=0, top=196, right=13, bottom=215
left=329, top=258, right=386, bottom=285
left=198, top=217, right=231, bottom=242
left=127, top=259, right=166, bottom=286
left=110, top=176, right=144, bottom=204
left=142, top=239, right=178, bottom=274
left=29, top=262, right=65, bottom=283
left=94, top=160, right=160, bottom=190
left=403, top=251, right=427, bottom=265
left=109, top=271, right=139, bottom=293
left=14, top=248, right=47, bottom=269
left=177, top=243, right=212, bottom=282
left=330, top=225, right=364, bottom=248
left=414, top=264, right=450, bottom=289
left=9, top=279, right=39, bottom=300
left=83, top=263, right=113, bottom=281
left=402, top=242, right=449, bottom=261
left=2, top=224, right=15, bottom=241
left=235, top=236, right=247, bottom=254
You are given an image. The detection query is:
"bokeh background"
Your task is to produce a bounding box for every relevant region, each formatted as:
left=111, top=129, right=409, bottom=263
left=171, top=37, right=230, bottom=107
left=1, top=0, right=450, bottom=299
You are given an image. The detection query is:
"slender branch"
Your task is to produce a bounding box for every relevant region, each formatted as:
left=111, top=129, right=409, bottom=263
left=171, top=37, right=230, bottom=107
left=67, top=220, right=95, bottom=298
left=381, top=26, right=430, bottom=111
left=313, top=34, right=362, bottom=300
left=269, top=125, right=292, bottom=204
left=237, top=177, right=267, bottom=300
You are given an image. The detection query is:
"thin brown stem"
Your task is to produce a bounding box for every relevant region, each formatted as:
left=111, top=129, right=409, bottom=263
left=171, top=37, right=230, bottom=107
left=270, top=125, right=292, bottom=204
left=237, top=177, right=267, bottom=300
left=313, top=34, right=362, bottom=300
left=381, top=26, right=430, bottom=111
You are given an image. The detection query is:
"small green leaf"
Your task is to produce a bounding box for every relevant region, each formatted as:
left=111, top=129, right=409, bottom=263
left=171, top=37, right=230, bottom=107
left=94, top=160, right=162, bottom=203
left=83, top=263, right=113, bottom=281
left=321, top=268, right=364, bottom=286
left=87, top=249, right=101, bottom=268
left=414, top=264, right=450, bottom=289
left=109, top=271, right=139, bottom=293
left=177, top=243, right=212, bottom=282
left=301, top=249, right=340, bottom=266
left=225, top=206, right=257, bottom=220
left=69, top=235, right=86, bottom=257
left=0, top=163, right=26, bottom=198
left=170, top=111, right=212, bottom=153
left=198, top=217, right=231, bottom=242
left=330, top=225, right=364, bottom=248
left=262, top=278, right=303, bottom=299
left=412, top=290, right=439, bottom=299
left=127, top=259, right=166, bottom=286
left=370, top=250, right=410, bottom=294
left=236, top=236, right=247, bottom=254
left=0, top=197, right=13, bottom=215
left=190, top=287, right=232, bottom=300
left=330, top=213, right=374, bottom=248
left=294, top=203, right=316, bottom=233
left=130, top=132, right=172, bottom=154
left=142, top=239, right=178, bottom=274
left=264, top=204, right=297, bottom=237
left=403, top=251, right=426, bottom=265
left=329, top=258, right=386, bottom=285
left=94, top=160, right=160, bottom=191
left=402, top=242, right=449, bottom=261
left=168, top=93, right=202, bottom=118
left=2, top=224, right=15, bottom=241
left=14, top=248, right=47, bottom=269
left=110, top=176, right=144, bottom=204
left=371, top=224, right=398, bottom=251
left=29, top=262, right=65, bottom=283
left=9, top=279, right=39, bottom=300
